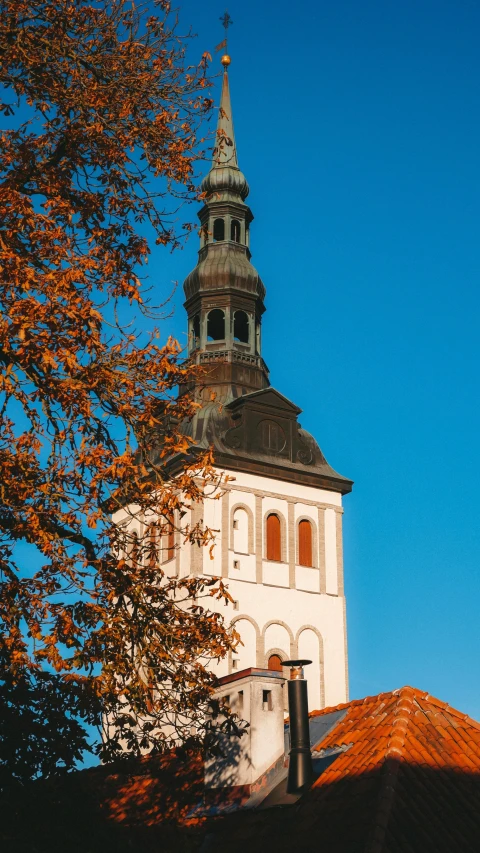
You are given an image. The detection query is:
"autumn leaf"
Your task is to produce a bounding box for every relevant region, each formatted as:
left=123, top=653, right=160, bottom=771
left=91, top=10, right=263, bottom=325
left=0, top=0, right=235, bottom=790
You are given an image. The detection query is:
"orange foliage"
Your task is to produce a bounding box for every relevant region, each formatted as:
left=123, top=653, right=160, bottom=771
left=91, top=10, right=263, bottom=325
left=0, top=0, right=237, bottom=784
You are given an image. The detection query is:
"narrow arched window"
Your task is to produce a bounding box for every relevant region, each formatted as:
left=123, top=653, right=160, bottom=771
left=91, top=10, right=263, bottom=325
left=127, top=530, right=139, bottom=568
left=207, top=309, right=225, bottom=341
left=147, top=523, right=158, bottom=568
left=255, top=322, right=261, bottom=355
left=233, top=310, right=249, bottom=343
left=213, top=218, right=225, bottom=241
left=266, top=513, right=281, bottom=562
left=268, top=654, right=283, bottom=672
left=298, top=519, right=313, bottom=567
left=233, top=508, right=249, bottom=554
left=165, top=512, right=175, bottom=562
left=231, top=219, right=241, bottom=242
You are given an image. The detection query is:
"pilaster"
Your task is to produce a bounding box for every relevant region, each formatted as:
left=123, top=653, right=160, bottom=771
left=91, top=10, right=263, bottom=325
left=189, top=499, right=204, bottom=576
left=255, top=493, right=263, bottom=584
left=317, top=506, right=326, bottom=594
left=336, top=509, right=344, bottom=596
left=287, top=500, right=295, bottom=589
left=221, top=489, right=229, bottom=578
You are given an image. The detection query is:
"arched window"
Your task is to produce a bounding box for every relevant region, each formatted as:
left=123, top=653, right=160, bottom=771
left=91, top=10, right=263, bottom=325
left=127, top=530, right=139, bottom=568
left=266, top=513, right=281, bottom=562
left=233, top=310, right=249, bottom=343
left=233, top=508, right=249, bottom=554
left=164, top=512, right=175, bottom=562
left=268, top=654, right=283, bottom=672
left=147, top=522, right=158, bottom=568
left=231, top=219, right=241, bottom=242
left=298, top=519, right=313, bottom=568
left=207, top=309, right=225, bottom=341
left=213, top=218, right=225, bottom=241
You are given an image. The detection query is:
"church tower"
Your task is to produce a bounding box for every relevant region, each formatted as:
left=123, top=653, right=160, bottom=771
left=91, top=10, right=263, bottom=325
left=177, top=53, right=353, bottom=711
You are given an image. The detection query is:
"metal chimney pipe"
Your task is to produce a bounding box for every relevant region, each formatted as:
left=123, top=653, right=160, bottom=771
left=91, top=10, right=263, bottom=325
left=283, top=659, right=313, bottom=794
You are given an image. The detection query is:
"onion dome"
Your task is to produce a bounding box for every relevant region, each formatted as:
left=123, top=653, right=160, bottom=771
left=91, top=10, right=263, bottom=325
left=183, top=242, right=265, bottom=302
left=201, top=165, right=249, bottom=200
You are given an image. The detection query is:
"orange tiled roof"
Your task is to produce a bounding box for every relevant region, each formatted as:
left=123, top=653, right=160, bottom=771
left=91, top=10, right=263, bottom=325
left=4, top=687, right=480, bottom=852
left=203, top=686, right=480, bottom=853
left=304, top=685, right=480, bottom=851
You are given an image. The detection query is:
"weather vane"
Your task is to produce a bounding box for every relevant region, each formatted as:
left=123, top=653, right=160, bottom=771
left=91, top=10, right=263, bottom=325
left=216, top=10, right=233, bottom=67
left=220, top=10, right=233, bottom=37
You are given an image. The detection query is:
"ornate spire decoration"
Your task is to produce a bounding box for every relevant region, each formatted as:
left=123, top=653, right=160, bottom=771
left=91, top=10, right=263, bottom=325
left=217, top=9, right=233, bottom=62
left=182, top=36, right=267, bottom=402
left=213, top=11, right=236, bottom=168
left=212, top=61, right=238, bottom=169
left=201, top=40, right=249, bottom=201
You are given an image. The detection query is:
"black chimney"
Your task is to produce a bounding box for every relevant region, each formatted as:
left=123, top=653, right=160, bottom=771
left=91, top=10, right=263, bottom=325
left=284, top=659, right=313, bottom=794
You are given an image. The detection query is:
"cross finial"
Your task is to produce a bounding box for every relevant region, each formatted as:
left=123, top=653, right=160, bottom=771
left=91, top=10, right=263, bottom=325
left=220, top=10, right=233, bottom=36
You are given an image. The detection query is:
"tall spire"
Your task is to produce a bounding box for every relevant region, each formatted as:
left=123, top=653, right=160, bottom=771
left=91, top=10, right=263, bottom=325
left=212, top=65, right=238, bottom=169
left=182, top=47, right=268, bottom=402
left=201, top=52, right=248, bottom=201
left=201, top=20, right=248, bottom=202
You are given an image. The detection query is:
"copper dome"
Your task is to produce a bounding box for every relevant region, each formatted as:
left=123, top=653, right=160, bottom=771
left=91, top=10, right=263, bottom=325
left=201, top=165, right=249, bottom=200
left=183, top=242, right=265, bottom=301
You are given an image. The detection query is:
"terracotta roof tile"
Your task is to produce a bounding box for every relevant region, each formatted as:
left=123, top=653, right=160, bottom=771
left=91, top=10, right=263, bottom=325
left=5, top=686, right=479, bottom=852
left=200, top=686, right=480, bottom=853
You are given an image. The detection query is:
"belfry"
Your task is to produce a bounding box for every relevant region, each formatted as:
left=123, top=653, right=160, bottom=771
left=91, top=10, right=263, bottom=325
left=178, top=53, right=353, bottom=711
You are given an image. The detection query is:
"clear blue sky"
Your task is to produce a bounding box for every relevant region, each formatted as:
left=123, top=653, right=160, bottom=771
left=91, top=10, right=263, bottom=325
left=151, top=0, right=480, bottom=719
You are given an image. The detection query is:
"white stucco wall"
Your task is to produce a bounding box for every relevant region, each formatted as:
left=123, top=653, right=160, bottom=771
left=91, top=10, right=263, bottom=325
left=206, top=468, right=348, bottom=709
left=118, top=466, right=349, bottom=713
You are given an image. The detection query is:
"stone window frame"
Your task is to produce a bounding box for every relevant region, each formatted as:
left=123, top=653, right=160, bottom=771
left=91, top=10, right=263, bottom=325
left=264, top=647, right=289, bottom=711
left=264, top=647, right=288, bottom=670
left=116, top=518, right=134, bottom=565
left=295, top=624, right=326, bottom=710
left=228, top=614, right=262, bottom=671
left=262, top=619, right=295, bottom=658
left=159, top=509, right=176, bottom=566
left=295, top=514, right=319, bottom=569
left=263, top=508, right=288, bottom=564
left=229, top=502, right=255, bottom=555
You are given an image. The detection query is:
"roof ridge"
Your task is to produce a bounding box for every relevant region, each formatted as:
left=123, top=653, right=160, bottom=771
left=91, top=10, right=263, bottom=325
left=364, top=686, right=416, bottom=853
left=415, top=691, right=480, bottom=731
left=309, top=686, right=407, bottom=718
left=311, top=685, right=480, bottom=731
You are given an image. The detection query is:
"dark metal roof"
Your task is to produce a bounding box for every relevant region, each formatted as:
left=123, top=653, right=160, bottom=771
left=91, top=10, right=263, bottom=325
left=183, top=241, right=265, bottom=303
left=165, top=387, right=353, bottom=494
